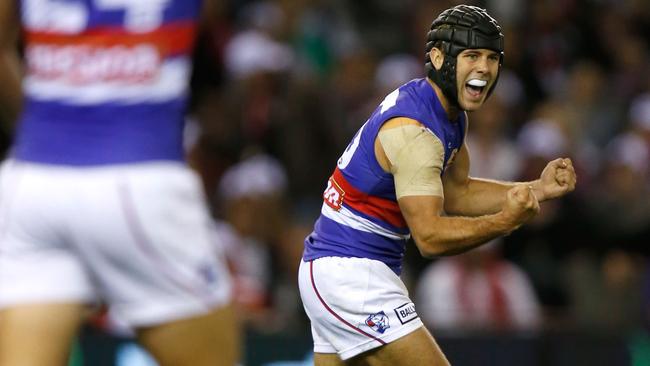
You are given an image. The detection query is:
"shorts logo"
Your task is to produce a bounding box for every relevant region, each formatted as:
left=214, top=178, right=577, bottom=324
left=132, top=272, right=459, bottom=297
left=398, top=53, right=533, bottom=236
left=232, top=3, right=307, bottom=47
left=323, top=177, right=345, bottom=211
left=365, top=311, right=390, bottom=334
left=394, top=302, right=418, bottom=324
left=198, top=263, right=218, bottom=285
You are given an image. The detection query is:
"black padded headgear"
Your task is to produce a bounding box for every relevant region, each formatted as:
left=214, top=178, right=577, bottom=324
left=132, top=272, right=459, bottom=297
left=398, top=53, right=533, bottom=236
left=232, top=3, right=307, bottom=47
left=425, top=5, right=504, bottom=109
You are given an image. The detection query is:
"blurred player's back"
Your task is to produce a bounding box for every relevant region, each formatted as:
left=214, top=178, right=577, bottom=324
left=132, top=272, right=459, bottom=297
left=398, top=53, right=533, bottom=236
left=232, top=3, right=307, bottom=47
left=16, top=0, right=201, bottom=164
left=0, top=1, right=240, bottom=365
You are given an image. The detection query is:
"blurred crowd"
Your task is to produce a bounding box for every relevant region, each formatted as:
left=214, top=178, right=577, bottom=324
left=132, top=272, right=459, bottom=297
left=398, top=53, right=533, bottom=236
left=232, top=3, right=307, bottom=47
left=3, top=0, right=650, bottom=350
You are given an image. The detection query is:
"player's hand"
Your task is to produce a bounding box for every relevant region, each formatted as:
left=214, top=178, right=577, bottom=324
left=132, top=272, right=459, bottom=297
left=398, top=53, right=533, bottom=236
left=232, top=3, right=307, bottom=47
left=535, top=158, right=577, bottom=201
left=501, top=184, right=540, bottom=230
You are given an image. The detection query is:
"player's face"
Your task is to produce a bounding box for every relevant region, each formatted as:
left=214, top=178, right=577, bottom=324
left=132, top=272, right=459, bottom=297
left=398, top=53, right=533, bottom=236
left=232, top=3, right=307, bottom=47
left=455, top=49, right=500, bottom=111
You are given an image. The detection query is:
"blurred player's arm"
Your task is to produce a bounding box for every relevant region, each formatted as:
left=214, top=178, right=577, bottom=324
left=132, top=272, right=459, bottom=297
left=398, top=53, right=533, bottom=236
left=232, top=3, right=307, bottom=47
left=0, top=0, right=22, bottom=127
left=442, top=117, right=576, bottom=217
left=377, top=118, right=539, bottom=257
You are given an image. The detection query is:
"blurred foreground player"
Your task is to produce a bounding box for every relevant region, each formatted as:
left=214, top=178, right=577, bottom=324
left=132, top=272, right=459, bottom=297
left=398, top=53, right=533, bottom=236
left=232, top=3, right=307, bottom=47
left=298, top=5, right=576, bottom=365
left=0, top=1, right=239, bottom=365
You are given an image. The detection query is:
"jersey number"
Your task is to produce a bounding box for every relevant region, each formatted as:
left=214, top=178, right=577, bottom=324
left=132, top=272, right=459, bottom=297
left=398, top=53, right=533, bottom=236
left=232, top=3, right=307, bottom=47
left=336, top=89, right=400, bottom=170
left=337, top=121, right=366, bottom=170
left=24, top=0, right=171, bottom=33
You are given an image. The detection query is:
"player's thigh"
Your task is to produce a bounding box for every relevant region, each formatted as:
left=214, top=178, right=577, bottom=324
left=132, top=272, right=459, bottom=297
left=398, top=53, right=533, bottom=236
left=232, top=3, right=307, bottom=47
left=349, top=327, right=450, bottom=366
left=136, top=303, right=240, bottom=366
left=315, top=352, right=347, bottom=366
left=0, top=303, right=86, bottom=366
left=300, top=257, right=426, bottom=360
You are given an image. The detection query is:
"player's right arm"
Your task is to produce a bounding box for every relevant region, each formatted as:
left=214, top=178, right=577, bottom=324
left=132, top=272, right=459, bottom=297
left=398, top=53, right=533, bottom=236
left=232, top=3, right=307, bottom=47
left=399, top=188, right=538, bottom=257
left=375, top=117, right=539, bottom=257
left=0, top=0, right=22, bottom=126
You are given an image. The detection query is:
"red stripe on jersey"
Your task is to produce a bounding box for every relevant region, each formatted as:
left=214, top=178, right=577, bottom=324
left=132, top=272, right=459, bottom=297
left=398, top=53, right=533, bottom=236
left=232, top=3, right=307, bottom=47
left=24, top=21, right=197, bottom=56
left=332, top=168, right=407, bottom=228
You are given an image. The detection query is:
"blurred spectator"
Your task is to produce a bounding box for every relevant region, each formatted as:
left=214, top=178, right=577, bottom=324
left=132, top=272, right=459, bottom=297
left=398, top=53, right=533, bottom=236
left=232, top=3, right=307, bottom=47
left=290, top=1, right=361, bottom=78
left=565, top=249, right=644, bottom=332
left=467, top=94, right=522, bottom=181
left=523, top=0, right=580, bottom=98
left=610, top=34, right=649, bottom=102
left=217, top=153, right=288, bottom=320
left=492, top=68, right=526, bottom=120
left=630, top=93, right=650, bottom=155
left=224, top=30, right=294, bottom=81
left=373, top=53, right=422, bottom=94
left=557, top=60, right=623, bottom=147
left=416, top=240, right=541, bottom=332
left=216, top=152, right=306, bottom=335
left=586, top=132, right=650, bottom=253
left=485, top=0, right=527, bottom=27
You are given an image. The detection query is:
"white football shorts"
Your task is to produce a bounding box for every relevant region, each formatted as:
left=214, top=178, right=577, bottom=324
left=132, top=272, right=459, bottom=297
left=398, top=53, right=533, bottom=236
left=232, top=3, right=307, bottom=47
left=298, top=256, right=424, bottom=360
left=0, top=160, right=232, bottom=327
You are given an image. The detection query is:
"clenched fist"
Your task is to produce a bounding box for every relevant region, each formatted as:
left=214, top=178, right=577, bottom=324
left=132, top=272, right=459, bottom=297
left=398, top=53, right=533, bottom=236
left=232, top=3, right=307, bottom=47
left=502, top=184, right=540, bottom=230
left=534, top=158, right=577, bottom=201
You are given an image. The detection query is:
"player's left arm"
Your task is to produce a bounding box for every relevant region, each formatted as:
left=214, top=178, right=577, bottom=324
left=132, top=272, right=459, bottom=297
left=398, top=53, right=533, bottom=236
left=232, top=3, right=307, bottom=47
left=0, top=0, right=22, bottom=127
left=442, top=124, right=576, bottom=217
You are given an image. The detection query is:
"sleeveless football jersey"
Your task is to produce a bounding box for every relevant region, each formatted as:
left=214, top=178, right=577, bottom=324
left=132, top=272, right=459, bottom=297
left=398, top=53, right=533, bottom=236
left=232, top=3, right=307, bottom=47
left=303, top=78, right=466, bottom=274
left=13, top=0, right=202, bottom=165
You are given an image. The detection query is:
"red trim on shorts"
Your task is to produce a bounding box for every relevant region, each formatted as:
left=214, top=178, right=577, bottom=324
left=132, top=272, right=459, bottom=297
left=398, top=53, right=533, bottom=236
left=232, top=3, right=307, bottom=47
left=309, top=260, right=387, bottom=345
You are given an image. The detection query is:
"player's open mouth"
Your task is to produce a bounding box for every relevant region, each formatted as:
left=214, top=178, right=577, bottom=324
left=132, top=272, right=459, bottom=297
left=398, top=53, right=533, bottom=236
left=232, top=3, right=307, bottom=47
left=465, top=79, right=487, bottom=99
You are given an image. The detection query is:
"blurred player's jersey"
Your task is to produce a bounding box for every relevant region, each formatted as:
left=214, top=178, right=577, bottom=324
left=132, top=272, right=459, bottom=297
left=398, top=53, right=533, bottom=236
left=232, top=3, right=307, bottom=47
left=303, top=78, right=466, bottom=274
left=14, top=0, right=202, bottom=165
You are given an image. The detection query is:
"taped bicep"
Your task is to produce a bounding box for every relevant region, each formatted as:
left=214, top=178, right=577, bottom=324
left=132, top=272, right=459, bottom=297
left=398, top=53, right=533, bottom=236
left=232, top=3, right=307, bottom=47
left=378, top=124, right=445, bottom=199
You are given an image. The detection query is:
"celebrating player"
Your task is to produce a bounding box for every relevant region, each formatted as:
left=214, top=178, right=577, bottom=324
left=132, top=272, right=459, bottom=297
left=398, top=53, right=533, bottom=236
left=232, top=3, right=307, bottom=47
left=298, top=5, right=576, bottom=365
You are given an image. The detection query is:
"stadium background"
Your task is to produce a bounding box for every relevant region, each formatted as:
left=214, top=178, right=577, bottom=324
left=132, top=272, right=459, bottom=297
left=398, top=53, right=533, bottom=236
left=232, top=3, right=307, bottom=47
left=1, top=0, right=649, bottom=365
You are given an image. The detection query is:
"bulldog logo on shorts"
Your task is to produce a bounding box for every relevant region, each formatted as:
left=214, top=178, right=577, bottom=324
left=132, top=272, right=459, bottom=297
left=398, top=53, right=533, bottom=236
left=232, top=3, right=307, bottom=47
left=198, top=263, right=218, bottom=285
left=365, top=311, right=390, bottom=334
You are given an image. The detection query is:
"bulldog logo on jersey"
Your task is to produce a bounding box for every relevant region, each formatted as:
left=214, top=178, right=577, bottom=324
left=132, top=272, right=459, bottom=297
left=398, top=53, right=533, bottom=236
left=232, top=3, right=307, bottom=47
left=365, top=311, right=390, bottom=334
left=323, top=176, right=345, bottom=211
